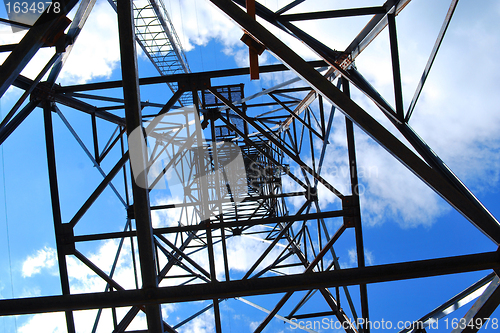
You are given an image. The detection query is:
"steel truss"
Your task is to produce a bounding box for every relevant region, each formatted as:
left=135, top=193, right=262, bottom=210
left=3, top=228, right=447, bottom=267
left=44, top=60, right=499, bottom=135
left=0, top=0, right=499, bottom=332
left=108, top=0, right=192, bottom=105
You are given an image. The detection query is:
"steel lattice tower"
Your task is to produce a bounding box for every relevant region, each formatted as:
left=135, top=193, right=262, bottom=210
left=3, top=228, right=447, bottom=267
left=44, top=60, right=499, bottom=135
left=0, top=0, right=499, bottom=332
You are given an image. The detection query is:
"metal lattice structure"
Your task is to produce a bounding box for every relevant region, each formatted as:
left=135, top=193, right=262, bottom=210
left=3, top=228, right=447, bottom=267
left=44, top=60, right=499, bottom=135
left=0, top=0, right=499, bottom=332
left=109, top=0, right=192, bottom=105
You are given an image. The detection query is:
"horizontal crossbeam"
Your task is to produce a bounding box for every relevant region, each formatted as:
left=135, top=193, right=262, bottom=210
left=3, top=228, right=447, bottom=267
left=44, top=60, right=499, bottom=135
left=0, top=250, right=498, bottom=316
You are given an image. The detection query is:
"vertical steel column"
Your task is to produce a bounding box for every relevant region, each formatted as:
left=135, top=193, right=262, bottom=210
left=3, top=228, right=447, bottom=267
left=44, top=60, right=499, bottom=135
left=193, top=92, right=223, bottom=333
left=210, top=116, right=231, bottom=282
left=43, top=102, right=76, bottom=333
left=342, top=78, right=370, bottom=333
left=116, top=0, right=163, bottom=331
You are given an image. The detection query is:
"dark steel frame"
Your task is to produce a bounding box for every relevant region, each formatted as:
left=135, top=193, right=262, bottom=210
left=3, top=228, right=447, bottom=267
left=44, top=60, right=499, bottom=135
left=0, top=0, right=499, bottom=332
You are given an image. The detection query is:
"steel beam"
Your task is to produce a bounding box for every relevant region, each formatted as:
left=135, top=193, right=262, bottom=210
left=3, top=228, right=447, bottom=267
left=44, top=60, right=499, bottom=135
left=208, top=0, right=500, bottom=244
left=43, top=102, right=76, bottom=333
left=343, top=78, right=370, bottom=333
left=451, top=275, right=500, bottom=333
left=0, top=99, right=38, bottom=145
left=47, top=0, right=97, bottom=84
left=237, top=297, right=316, bottom=333
left=0, top=0, right=78, bottom=98
left=275, top=0, right=304, bottom=15
left=253, top=292, right=293, bottom=333
left=387, top=13, right=404, bottom=121
left=250, top=0, right=500, bottom=248
left=406, top=0, right=460, bottom=121
left=112, top=230, right=201, bottom=333
left=10, top=75, right=126, bottom=126
left=55, top=106, right=126, bottom=206
left=398, top=272, right=496, bottom=333
left=0, top=54, right=59, bottom=131
left=56, top=60, right=327, bottom=93
left=209, top=87, right=344, bottom=198
left=68, top=153, right=129, bottom=228
left=345, top=0, right=411, bottom=58
left=216, top=114, right=309, bottom=190
left=0, top=17, right=31, bottom=29
left=116, top=0, right=163, bottom=331
left=0, top=251, right=498, bottom=316
left=269, top=93, right=324, bottom=140
left=72, top=210, right=347, bottom=242
left=280, top=7, right=386, bottom=21
left=242, top=201, right=310, bottom=280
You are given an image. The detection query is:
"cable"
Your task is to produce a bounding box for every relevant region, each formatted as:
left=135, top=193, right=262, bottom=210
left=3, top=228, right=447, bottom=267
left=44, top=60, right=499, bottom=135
left=1, top=120, right=17, bottom=332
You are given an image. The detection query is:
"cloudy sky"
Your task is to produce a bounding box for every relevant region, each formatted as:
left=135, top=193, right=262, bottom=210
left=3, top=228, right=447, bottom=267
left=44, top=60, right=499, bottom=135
left=1, top=0, right=500, bottom=332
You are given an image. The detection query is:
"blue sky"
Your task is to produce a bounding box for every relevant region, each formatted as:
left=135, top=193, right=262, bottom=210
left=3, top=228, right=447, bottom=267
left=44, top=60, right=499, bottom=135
left=1, top=0, right=500, bottom=332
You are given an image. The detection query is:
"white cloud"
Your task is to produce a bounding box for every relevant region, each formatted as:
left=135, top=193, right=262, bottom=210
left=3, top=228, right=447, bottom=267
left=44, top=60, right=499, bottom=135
left=0, top=24, right=55, bottom=92
left=249, top=320, right=259, bottom=331
left=18, top=308, right=148, bottom=333
left=165, top=0, right=243, bottom=52
left=163, top=0, right=320, bottom=68
left=355, top=130, right=446, bottom=228
left=66, top=239, right=142, bottom=294
left=282, top=104, right=445, bottom=228
left=347, top=248, right=374, bottom=267
left=352, top=2, right=500, bottom=189
left=22, top=246, right=57, bottom=278
left=18, top=239, right=150, bottom=332
left=57, top=0, right=121, bottom=84
left=18, top=312, right=67, bottom=333
left=178, top=310, right=215, bottom=333
left=20, top=286, right=41, bottom=298
left=275, top=0, right=500, bottom=229
left=151, top=196, right=184, bottom=228
left=0, top=0, right=121, bottom=87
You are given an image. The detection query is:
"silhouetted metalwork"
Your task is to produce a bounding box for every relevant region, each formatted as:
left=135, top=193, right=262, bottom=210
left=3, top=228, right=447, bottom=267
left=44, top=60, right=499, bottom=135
left=0, top=0, right=499, bottom=332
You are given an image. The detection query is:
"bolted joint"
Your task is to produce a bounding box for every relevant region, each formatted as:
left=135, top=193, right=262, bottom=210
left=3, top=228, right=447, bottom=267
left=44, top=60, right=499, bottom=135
left=231, top=227, right=242, bottom=236
left=127, top=205, right=135, bottom=220
left=335, top=53, right=353, bottom=70
left=60, top=223, right=75, bottom=255
left=288, top=245, right=300, bottom=254
left=201, top=108, right=220, bottom=129
left=142, top=287, right=158, bottom=301
left=342, top=195, right=360, bottom=228
left=206, top=108, right=221, bottom=121
left=305, top=187, right=318, bottom=202
left=30, top=82, right=58, bottom=104
left=54, top=34, right=73, bottom=54
left=201, top=219, right=212, bottom=229
left=42, top=15, right=72, bottom=47
left=177, top=76, right=211, bottom=92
